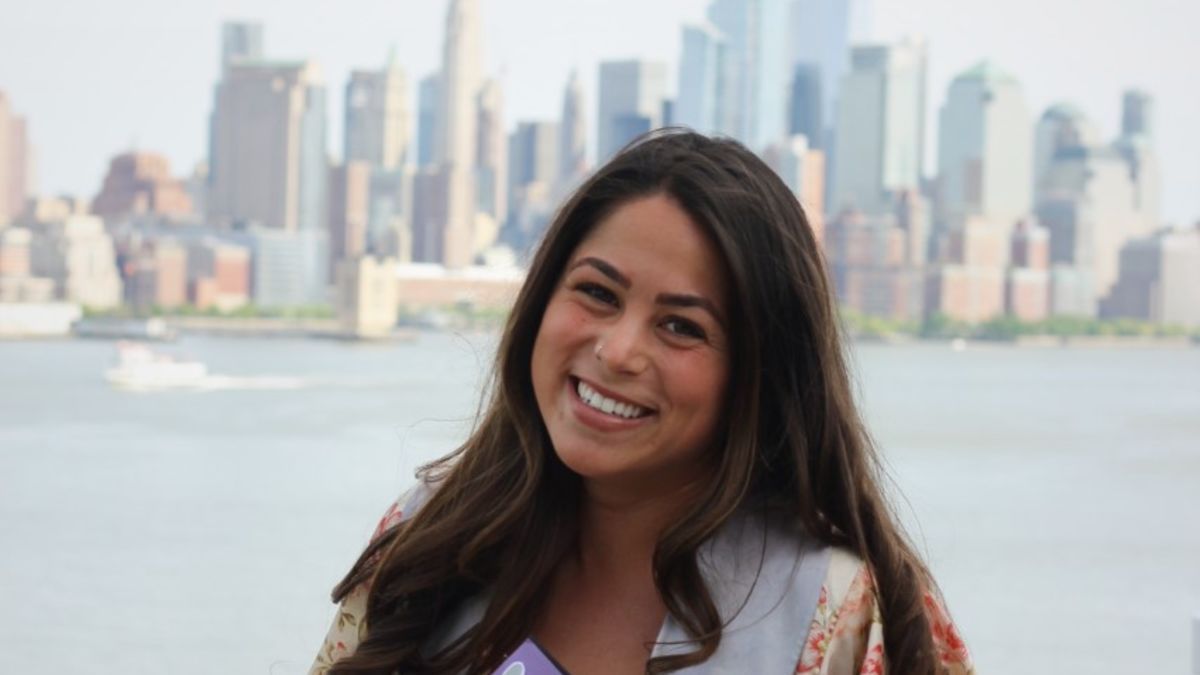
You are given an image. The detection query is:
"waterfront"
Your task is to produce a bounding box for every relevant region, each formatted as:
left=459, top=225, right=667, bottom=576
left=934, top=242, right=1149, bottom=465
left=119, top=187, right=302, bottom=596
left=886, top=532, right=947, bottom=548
left=1, top=334, right=1198, bottom=673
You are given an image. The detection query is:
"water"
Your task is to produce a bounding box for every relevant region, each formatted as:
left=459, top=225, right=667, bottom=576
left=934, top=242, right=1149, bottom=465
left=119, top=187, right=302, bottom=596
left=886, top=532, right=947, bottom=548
left=1, top=334, right=1197, bottom=674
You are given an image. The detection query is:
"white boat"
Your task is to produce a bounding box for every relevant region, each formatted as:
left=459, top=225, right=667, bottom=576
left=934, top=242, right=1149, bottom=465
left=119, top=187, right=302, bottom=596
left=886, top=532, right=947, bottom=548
left=105, top=342, right=207, bottom=390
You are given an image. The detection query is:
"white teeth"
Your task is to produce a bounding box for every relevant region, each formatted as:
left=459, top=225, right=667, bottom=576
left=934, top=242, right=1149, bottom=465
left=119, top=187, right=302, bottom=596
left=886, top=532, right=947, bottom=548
left=575, top=380, right=646, bottom=419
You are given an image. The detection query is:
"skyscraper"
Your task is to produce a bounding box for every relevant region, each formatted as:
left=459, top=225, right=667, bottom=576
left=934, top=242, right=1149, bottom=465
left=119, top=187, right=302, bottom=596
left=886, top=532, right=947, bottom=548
left=1114, top=89, right=1160, bottom=232
left=436, top=0, right=483, bottom=268
left=1101, top=226, right=1200, bottom=326
left=831, top=40, right=927, bottom=215
left=509, top=121, right=560, bottom=198
left=220, top=22, right=263, bottom=73
left=506, top=121, right=560, bottom=254
left=706, top=0, right=790, bottom=151
left=597, top=60, right=668, bottom=162
left=790, top=0, right=873, bottom=137
left=327, top=161, right=371, bottom=277
left=416, top=73, right=441, bottom=168
left=0, top=91, right=32, bottom=225
left=1121, top=90, right=1153, bottom=139
left=343, top=50, right=410, bottom=171
left=1036, top=94, right=1162, bottom=310
left=209, top=60, right=328, bottom=233
left=936, top=61, right=1032, bottom=239
left=476, top=77, right=506, bottom=226
left=788, top=63, right=822, bottom=147
left=676, top=22, right=728, bottom=136
left=558, top=70, right=588, bottom=191
left=1032, top=104, right=1099, bottom=202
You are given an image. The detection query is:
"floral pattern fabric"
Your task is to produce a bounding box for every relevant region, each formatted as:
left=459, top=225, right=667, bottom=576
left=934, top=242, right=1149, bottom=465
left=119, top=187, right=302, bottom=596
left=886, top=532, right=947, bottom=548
left=311, top=502, right=975, bottom=675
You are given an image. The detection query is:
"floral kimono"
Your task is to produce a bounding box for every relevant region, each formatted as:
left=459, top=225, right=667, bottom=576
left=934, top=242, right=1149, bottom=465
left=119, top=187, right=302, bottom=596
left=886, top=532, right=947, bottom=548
left=312, top=485, right=974, bottom=675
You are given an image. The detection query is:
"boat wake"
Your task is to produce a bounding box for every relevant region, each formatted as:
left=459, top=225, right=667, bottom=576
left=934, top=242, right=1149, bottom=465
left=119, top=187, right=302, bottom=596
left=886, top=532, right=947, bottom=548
left=105, top=343, right=310, bottom=392
left=190, top=375, right=309, bottom=391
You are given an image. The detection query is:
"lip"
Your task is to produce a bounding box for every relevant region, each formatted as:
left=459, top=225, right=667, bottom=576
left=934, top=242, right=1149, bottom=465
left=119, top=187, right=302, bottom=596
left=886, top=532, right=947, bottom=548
left=567, top=376, right=656, bottom=432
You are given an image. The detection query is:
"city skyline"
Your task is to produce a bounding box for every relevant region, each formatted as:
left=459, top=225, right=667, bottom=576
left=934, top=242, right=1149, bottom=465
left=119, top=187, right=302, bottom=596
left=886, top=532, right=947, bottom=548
left=1, top=0, right=1197, bottom=227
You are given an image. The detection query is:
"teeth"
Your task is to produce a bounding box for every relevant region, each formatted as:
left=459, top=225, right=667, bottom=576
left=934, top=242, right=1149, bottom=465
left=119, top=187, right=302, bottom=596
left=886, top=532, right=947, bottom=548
left=576, top=380, right=646, bottom=419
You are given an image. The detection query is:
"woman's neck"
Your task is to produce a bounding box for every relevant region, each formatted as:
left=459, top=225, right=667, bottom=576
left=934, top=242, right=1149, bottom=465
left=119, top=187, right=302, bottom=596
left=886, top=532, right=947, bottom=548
left=574, top=479, right=702, bottom=578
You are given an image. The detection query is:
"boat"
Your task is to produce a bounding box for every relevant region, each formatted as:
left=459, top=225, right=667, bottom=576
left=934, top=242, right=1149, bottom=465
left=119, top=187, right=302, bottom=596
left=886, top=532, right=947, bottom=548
left=75, top=316, right=177, bottom=341
left=105, top=342, right=207, bottom=390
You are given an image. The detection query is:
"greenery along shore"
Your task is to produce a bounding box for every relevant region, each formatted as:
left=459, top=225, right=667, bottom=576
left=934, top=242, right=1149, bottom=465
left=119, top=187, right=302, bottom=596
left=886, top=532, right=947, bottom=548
left=83, top=304, right=1199, bottom=343
left=841, top=310, right=1200, bottom=342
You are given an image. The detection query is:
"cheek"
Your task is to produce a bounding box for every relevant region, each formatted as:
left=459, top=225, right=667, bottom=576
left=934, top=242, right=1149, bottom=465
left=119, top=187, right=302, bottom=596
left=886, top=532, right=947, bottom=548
left=537, top=299, right=589, bottom=353
left=531, top=298, right=585, bottom=382
left=665, top=352, right=729, bottom=414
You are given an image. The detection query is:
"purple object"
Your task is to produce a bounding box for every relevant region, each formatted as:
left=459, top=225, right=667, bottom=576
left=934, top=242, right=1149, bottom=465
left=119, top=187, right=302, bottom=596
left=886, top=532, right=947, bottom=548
left=491, top=638, right=569, bottom=675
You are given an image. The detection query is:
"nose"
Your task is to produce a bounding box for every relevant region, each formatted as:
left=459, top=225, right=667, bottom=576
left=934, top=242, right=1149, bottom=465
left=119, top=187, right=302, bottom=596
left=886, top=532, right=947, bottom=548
left=596, top=315, right=650, bottom=376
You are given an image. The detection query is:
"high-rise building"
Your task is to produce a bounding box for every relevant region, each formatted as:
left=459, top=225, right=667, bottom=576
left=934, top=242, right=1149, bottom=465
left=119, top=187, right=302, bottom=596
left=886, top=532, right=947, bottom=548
left=327, top=161, right=371, bottom=277
left=936, top=62, right=1032, bottom=242
left=831, top=40, right=927, bottom=215
left=476, top=77, right=507, bottom=229
left=506, top=121, right=560, bottom=253
left=706, top=0, right=790, bottom=151
left=220, top=22, right=263, bottom=72
left=0, top=91, right=33, bottom=225
left=762, top=135, right=826, bottom=242
left=435, top=0, right=483, bottom=268
left=1121, top=89, right=1153, bottom=139
left=249, top=227, right=329, bottom=308
left=343, top=50, right=410, bottom=172
left=676, top=22, right=728, bottom=136
left=91, top=152, right=193, bottom=220
left=410, top=169, right=447, bottom=263
left=209, top=60, right=328, bottom=233
left=1101, top=225, right=1200, bottom=326
left=365, top=167, right=413, bottom=261
left=1036, top=94, right=1161, bottom=310
left=416, top=73, right=441, bottom=168
left=1113, top=89, right=1160, bottom=232
left=509, top=122, right=560, bottom=202
left=788, top=63, right=823, bottom=147
left=597, top=60, right=668, bottom=162
left=1032, top=104, right=1099, bottom=201
left=559, top=70, right=588, bottom=192
left=790, top=0, right=873, bottom=136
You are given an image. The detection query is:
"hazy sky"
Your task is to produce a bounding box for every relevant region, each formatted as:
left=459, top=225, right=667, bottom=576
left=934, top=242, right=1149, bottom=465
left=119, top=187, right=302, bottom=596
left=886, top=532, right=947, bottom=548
left=2, top=0, right=1197, bottom=224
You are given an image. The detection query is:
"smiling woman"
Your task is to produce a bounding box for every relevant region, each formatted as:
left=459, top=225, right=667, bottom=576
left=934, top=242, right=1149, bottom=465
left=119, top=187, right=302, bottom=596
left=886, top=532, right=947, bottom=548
left=310, top=130, right=974, bottom=675
left=530, top=194, right=732, bottom=505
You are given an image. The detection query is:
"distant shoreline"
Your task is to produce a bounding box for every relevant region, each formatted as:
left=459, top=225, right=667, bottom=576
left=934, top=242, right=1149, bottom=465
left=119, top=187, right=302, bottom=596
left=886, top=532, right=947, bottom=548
left=118, top=318, right=1200, bottom=348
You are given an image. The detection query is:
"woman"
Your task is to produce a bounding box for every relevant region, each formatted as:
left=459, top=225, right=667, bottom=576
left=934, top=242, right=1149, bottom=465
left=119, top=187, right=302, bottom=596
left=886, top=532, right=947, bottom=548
left=311, top=130, right=973, bottom=674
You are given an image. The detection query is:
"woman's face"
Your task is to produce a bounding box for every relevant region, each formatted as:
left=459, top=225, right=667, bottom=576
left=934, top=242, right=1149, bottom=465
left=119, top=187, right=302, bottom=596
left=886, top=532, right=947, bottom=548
left=530, top=193, right=732, bottom=500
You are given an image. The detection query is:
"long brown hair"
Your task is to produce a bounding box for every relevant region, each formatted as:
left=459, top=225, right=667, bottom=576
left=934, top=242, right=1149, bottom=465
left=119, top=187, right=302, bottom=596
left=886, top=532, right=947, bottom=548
left=328, top=129, right=943, bottom=674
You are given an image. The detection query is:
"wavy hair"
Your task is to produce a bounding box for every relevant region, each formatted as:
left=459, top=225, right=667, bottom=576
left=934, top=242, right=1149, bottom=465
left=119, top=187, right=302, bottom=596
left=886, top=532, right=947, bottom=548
left=328, top=129, right=943, bottom=674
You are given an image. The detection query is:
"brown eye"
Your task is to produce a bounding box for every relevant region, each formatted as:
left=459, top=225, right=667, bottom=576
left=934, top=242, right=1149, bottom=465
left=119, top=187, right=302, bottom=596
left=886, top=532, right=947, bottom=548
left=663, top=317, right=706, bottom=340
left=576, top=282, right=618, bottom=306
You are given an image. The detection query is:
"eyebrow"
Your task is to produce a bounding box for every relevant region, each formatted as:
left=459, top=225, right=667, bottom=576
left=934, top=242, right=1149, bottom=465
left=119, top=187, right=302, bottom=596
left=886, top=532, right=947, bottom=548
left=569, top=257, right=630, bottom=288
left=568, top=256, right=726, bottom=326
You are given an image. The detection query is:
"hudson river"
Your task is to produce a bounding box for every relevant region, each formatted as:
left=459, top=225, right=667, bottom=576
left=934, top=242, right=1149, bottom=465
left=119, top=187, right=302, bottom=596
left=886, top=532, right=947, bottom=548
left=1, top=334, right=1197, bottom=673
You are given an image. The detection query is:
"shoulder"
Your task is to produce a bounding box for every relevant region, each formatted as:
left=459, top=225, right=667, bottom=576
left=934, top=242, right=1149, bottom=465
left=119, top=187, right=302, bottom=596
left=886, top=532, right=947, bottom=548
left=794, top=548, right=975, bottom=675
left=310, top=479, right=442, bottom=675
left=368, top=478, right=440, bottom=544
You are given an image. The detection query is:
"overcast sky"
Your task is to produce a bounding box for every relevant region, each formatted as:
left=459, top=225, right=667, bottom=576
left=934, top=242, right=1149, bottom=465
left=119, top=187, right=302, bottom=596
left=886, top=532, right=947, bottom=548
left=2, top=0, right=1197, bottom=224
